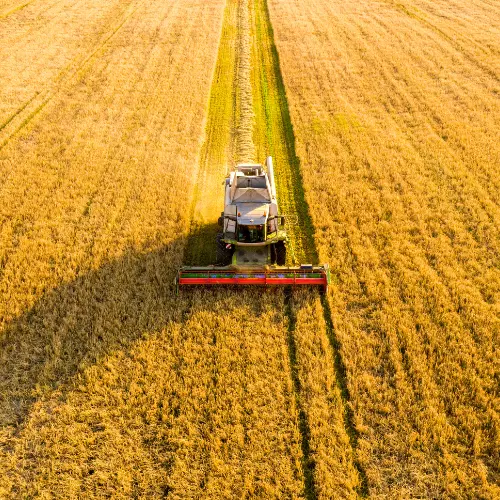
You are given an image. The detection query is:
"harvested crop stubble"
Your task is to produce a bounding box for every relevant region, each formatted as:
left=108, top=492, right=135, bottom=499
left=268, top=0, right=500, bottom=496
left=186, top=0, right=245, bottom=266
left=250, top=0, right=316, bottom=264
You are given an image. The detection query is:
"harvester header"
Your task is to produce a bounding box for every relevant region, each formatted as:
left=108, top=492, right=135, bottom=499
left=177, top=157, right=329, bottom=291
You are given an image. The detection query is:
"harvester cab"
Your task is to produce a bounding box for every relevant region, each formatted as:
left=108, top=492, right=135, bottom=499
left=177, top=157, right=330, bottom=291
left=217, top=158, right=286, bottom=267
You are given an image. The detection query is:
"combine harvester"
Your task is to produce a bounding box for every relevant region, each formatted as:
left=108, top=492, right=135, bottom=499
left=177, top=157, right=329, bottom=291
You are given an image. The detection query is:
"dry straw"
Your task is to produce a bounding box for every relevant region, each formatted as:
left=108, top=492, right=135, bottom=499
left=235, top=0, right=255, bottom=163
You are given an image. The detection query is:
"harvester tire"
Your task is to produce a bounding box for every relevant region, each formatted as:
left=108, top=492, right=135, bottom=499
left=276, top=241, right=286, bottom=266
left=270, top=244, right=277, bottom=264
left=216, top=233, right=232, bottom=265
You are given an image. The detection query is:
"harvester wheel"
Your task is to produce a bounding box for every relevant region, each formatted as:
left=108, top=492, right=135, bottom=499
left=270, top=244, right=277, bottom=264
left=216, top=233, right=232, bottom=265
left=276, top=241, right=286, bottom=266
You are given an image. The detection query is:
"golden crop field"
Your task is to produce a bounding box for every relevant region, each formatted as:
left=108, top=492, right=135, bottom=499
left=268, top=0, right=500, bottom=497
left=0, top=0, right=498, bottom=498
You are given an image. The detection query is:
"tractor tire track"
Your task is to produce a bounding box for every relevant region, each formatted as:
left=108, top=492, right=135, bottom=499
left=248, top=0, right=320, bottom=483
left=0, top=0, right=36, bottom=19
left=0, top=0, right=144, bottom=154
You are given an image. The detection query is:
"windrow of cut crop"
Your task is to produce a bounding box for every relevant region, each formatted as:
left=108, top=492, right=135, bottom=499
left=234, top=0, right=255, bottom=163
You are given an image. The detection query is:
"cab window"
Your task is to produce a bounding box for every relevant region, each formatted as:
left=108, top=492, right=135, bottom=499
left=238, top=224, right=264, bottom=243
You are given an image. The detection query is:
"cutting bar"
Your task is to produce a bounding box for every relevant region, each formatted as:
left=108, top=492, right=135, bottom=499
left=176, top=264, right=330, bottom=292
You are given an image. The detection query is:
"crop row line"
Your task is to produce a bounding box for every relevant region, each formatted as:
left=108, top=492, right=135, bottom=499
left=393, top=0, right=499, bottom=84
left=0, top=0, right=35, bottom=19
left=0, top=0, right=143, bottom=154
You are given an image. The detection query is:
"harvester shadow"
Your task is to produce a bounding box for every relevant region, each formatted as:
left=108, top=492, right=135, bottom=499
left=183, top=221, right=219, bottom=266
left=0, top=220, right=369, bottom=496
left=0, top=224, right=230, bottom=431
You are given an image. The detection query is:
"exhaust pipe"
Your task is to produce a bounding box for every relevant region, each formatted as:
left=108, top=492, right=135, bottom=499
left=266, top=156, right=277, bottom=201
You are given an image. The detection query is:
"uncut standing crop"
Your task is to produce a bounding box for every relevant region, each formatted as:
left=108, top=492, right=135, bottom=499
left=267, top=0, right=500, bottom=496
